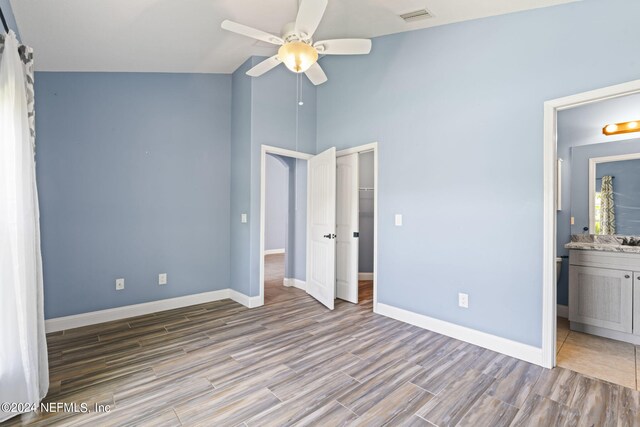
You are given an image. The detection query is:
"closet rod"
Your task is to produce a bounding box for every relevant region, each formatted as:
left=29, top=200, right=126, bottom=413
left=0, top=7, right=9, bottom=33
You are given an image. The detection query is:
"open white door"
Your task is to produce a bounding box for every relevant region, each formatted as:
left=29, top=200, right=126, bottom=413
left=336, top=153, right=359, bottom=303
left=306, top=147, right=337, bottom=309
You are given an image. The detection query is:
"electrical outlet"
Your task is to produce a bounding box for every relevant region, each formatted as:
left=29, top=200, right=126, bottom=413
left=116, top=278, right=125, bottom=290
left=458, top=292, right=469, bottom=308
left=159, top=273, right=167, bottom=285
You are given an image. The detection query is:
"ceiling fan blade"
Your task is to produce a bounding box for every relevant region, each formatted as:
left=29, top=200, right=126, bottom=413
left=305, top=62, right=328, bottom=86
left=221, top=20, right=283, bottom=45
left=314, top=39, right=372, bottom=55
left=294, top=0, right=328, bottom=39
left=246, top=55, right=282, bottom=77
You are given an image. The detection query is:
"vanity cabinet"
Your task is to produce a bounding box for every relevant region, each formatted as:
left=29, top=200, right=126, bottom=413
left=568, top=265, right=633, bottom=333
left=568, top=250, right=640, bottom=344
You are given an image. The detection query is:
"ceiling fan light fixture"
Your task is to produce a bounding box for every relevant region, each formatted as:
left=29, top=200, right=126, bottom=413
left=278, top=41, right=318, bottom=73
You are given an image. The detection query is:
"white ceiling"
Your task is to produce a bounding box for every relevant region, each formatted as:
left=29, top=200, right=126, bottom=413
left=11, top=0, right=579, bottom=73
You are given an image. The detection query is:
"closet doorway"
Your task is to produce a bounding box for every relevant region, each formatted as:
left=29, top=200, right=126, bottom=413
left=335, top=143, right=378, bottom=310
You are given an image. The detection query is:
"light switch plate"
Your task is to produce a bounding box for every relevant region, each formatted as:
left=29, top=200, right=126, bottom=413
left=159, top=273, right=167, bottom=285
left=570, top=216, right=575, bottom=225
left=395, top=214, right=403, bottom=226
left=241, top=213, right=247, bottom=223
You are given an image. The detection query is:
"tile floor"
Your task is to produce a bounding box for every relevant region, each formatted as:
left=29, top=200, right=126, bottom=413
left=557, top=317, right=638, bottom=390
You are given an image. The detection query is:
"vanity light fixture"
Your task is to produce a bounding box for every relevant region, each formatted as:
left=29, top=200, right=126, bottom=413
left=602, top=120, right=640, bottom=136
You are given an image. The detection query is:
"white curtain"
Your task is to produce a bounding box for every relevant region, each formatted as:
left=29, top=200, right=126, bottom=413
left=0, top=31, right=49, bottom=422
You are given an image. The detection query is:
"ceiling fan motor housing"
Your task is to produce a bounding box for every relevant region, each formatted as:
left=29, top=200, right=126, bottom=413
left=281, top=21, right=312, bottom=44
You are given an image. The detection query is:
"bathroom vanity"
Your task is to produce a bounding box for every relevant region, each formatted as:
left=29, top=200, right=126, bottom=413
left=566, top=239, right=640, bottom=345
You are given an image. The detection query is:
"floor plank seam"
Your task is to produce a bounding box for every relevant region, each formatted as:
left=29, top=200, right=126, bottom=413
left=336, top=399, right=359, bottom=417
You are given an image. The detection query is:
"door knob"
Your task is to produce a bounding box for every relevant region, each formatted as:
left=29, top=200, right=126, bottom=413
left=323, top=234, right=336, bottom=239
left=625, top=275, right=630, bottom=279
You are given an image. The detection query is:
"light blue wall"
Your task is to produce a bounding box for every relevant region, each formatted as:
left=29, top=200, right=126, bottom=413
left=265, top=154, right=288, bottom=251
left=35, top=72, right=231, bottom=318
left=571, top=139, right=640, bottom=237
left=316, top=0, right=640, bottom=347
left=556, top=93, right=640, bottom=305
left=230, top=57, right=316, bottom=297
left=269, top=155, right=308, bottom=281
left=359, top=151, right=374, bottom=273
left=0, top=0, right=20, bottom=38
left=230, top=59, right=253, bottom=296
left=595, top=159, right=640, bottom=235
left=293, top=160, right=307, bottom=281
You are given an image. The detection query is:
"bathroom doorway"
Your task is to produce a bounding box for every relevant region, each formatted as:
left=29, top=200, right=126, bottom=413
left=544, top=80, right=640, bottom=388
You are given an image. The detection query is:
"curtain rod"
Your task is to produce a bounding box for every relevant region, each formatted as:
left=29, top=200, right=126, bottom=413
left=0, top=6, right=9, bottom=33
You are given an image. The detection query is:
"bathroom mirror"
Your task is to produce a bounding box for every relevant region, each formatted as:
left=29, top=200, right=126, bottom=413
left=589, top=153, right=640, bottom=235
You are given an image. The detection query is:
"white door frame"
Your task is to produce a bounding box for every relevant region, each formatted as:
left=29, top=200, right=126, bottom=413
left=542, top=80, right=640, bottom=369
left=336, top=142, right=379, bottom=310
left=260, top=145, right=313, bottom=306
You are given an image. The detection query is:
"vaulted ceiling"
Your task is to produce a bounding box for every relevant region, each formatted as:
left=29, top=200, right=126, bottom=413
left=11, top=0, right=579, bottom=73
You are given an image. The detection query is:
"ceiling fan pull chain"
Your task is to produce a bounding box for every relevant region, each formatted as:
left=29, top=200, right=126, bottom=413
left=298, top=74, right=304, bottom=106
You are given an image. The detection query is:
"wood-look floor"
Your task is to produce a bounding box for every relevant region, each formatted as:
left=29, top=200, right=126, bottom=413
left=3, top=254, right=640, bottom=426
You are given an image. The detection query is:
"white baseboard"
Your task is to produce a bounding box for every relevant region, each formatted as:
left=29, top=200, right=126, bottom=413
left=375, top=303, right=543, bottom=367
left=45, top=288, right=263, bottom=333
left=557, top=304, right=569, bottom=319
left=229, top=289, right=262, bottom=308
left=284, top=278, right=306, bottom=291
left=45, top=289, right=231, bottom=333
left=358, top=272, right=373, bottom=280
left=264, top=248, right=285, bottom=255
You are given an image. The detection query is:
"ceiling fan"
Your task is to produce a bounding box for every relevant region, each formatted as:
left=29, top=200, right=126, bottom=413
left=221, top=0, right=372, bottom=85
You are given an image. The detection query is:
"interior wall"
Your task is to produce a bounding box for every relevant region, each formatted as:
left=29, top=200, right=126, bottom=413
left=315, top=0, right=640, bottom=347
left=230, top=59, right=253, bottom=296
left=556, top=93, right=640, bottom=306
left=264, top=153, right=307, bottom=282
left=281, top=157, right=308, bottom=281
left=35, top=72, right=231, bottom=318
left=359, top=151, right=374, bottom=273
left=230, top=57, right=316, bottom=297
left=265, top=154, right=288, bottom=251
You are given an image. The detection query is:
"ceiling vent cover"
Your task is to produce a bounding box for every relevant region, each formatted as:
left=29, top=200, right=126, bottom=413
left=399, top=9, right=433, bottom=22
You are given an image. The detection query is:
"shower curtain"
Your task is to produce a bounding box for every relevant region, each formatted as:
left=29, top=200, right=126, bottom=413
left=0, top=31, right=49, bottom=422
left=601, top=175, right=616, bottom=235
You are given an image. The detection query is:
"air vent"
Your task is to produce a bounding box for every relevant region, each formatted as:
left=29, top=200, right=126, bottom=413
left=399, top=9, right=433, bottom=22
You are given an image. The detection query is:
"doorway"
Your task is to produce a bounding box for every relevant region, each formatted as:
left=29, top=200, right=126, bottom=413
left=552, top=94, right=640, bottom=389
left=259, top=143, right=378, bottom=311
left=263, top=153, right=308, bottom=305
left=259, top=146, right=313, bottom=306
left=542, top=79, right=640, bottom=372
left=335, top=143, right=378, bottom=311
